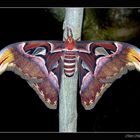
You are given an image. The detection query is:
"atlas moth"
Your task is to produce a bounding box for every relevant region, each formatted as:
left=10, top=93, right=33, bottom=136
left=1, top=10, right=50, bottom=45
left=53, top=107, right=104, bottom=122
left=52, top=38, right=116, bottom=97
left=0, top=28, right=140, bottom=110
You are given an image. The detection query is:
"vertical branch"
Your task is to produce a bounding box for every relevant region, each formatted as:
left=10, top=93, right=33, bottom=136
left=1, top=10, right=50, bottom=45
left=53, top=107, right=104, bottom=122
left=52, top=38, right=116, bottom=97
left=59, top=8, right=84, bottom=132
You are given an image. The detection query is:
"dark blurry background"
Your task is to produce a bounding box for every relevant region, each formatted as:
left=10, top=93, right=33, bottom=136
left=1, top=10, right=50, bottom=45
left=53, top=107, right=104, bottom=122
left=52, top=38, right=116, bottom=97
left=0, top=8, right=140, bottom=132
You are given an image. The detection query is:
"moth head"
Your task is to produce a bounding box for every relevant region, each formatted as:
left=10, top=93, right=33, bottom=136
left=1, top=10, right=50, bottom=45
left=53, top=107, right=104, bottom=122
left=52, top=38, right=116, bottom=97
left=65, top=27, right=75, bottom=50
left=65, top=35, right=75, bottom=50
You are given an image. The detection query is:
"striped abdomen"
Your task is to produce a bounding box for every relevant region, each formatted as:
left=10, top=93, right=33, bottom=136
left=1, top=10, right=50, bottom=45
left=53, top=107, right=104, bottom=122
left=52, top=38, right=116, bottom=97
left=63, top=51, right=77, bottom=77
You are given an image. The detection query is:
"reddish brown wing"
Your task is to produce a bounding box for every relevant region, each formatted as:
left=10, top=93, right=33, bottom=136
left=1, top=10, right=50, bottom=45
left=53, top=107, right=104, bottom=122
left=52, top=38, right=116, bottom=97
left=78, top=41, right=140, bottom=110
left=0, top=41, right=64, bottom=109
